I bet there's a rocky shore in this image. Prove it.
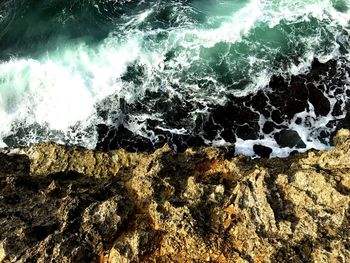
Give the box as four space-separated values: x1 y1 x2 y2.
96 58 350 154
0 129 350 262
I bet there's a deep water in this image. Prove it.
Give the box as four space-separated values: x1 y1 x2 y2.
0 0 350 157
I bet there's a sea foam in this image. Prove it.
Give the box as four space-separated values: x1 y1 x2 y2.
0 0 348 156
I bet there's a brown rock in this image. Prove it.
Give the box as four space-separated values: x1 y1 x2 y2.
0 130 350 262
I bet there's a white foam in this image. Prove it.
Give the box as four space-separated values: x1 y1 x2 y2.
0 0 348 155
0 37 143 145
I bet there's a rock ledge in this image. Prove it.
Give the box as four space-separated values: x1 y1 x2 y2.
1 130 350 262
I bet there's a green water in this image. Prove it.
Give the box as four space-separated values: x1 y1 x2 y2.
0 0 349 151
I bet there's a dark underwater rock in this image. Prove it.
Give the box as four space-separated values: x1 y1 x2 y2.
253 144 273 158
97 124 155 152
275 129 307 149
307 84 331 116
96 58 349 155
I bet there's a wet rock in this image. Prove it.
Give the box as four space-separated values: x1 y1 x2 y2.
220 128 236 143
223 146 236 159
95 59 349 154
290 76 308 101
285 99 308 118
262 121 277 134
202 117 221 141
336 103 350 131
97 124 155 152
275 129 307 148
250 90 268 112
236 124 259 140
318 130 331 145
253 144 273 158
184 135 206 149
332 100 343 117
309 59 335 81
212 102 259 127
271 110 284 124
269 75 288 92
295 117 302 125
307 83 331 116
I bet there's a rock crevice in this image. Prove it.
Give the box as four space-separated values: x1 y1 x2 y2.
0 130 350 262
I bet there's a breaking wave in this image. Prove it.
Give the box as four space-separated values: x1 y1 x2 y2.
0 0 349 157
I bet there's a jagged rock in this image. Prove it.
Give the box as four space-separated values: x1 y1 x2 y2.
307 83 331 116
0 130 350 262
275 129 307 148
253 144 273 158
94 59 350 153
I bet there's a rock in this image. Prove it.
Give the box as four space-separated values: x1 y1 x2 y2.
0 242 5 262
262 121 277 134
332 100 343 117
307 83 331 116
250 90 268 111
0 129 350 262
94 59 348 154
212 102 260 128
271 109 284 124
253 144 273 158
220 128 236 143
275 129 307 148
96 124 155 152
236 124 259 140
290 76 308 101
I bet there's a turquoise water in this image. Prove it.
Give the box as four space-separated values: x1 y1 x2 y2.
0 0 349 154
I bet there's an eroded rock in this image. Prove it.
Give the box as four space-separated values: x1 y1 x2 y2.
0 130 350 262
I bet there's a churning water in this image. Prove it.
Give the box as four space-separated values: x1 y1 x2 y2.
0 0 349 156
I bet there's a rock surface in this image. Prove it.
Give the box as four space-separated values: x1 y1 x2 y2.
0 129 350 262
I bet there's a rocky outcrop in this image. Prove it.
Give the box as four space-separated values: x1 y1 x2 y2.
1 130 350 262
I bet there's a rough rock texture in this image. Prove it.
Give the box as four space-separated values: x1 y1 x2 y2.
1 130 350 262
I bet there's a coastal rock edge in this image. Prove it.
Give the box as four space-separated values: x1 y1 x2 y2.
0 130 350 262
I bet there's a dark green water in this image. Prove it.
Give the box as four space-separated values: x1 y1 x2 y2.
0 0 349 156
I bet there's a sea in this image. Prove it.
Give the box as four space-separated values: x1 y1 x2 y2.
0 0 349 157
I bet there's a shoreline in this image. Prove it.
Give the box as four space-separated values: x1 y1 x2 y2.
0 129 349 262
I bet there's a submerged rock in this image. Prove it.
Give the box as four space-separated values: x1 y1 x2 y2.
253 144 273 158
95 59 350 155
0 130 350 262
275 129 307 149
